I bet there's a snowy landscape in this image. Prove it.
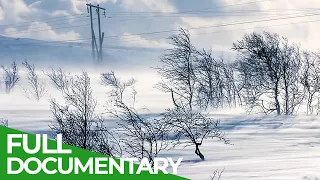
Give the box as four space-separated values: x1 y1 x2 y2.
1 69 320 180
1 0 320 180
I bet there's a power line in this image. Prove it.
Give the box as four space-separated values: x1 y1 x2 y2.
103 11 316 17
0 13 87 29
1 0 318 39
0 0 295 41
100 12 320 40
4 0 320 48
0 0 268 31
99 10 320 25
107 18 320 45
0 21 94 37
4 10 311 34
2 18 92 35
102 0 272 15
0 38 91 47
7 12 317 50
6 9 317 34
1 10 315 37
0 14 90 31
102 9 320 16
3 11 320 47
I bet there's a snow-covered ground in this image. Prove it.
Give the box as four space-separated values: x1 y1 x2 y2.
0 69 319 180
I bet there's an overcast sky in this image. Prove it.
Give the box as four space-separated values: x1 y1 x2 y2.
1 0 320 56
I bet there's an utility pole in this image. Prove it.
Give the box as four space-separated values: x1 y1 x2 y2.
88 5 95 61
86 3 105 63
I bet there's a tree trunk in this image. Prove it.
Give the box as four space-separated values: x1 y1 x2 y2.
195 143 205 161
274 82 281 115
307 93 313 115
284 83 289 115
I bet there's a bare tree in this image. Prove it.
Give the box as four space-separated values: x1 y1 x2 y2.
50 72 121 157
301 51 320 114
22 60 46 101
108 101 170 166
161 104 229 161
0 119 8 127
1 61 20 93
233 32 303 115
193 49 221 109
279 40 304 115
46 68 72 92
157 29 230 161
194 49 240 109
102 72 169 166
233 32 282 115
157 28 197 110
157 28 240 111
101 71 136 103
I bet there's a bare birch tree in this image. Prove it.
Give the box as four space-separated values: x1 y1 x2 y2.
50 72 121 157
157 28 239 110
157 28 230 161
233 32 305 115
194 49 240 109
46 68 72 92
22 60 46 101
102 72 169 166
301 51 320 114
157 28 197 110
101 71 136 103
279 40 304 115
1 61 20 93
161 105 229 161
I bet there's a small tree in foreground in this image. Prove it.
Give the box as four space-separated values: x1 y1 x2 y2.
102 72 169 166
210 169 224 180
1 61 20 93
161 103 229 161
50 72 121 157
0 119 8 127
22 60 46 101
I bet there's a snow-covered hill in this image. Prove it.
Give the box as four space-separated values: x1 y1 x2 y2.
0 36 163 69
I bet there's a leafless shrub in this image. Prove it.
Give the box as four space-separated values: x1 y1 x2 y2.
102 72 169 166
0 119 8 127
1 61 20 93
108 101 170 166
101 71 136 103
46 68 72 92
22 60 46 101
50 71 121 157
210 168 224 180
161 104 229 161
